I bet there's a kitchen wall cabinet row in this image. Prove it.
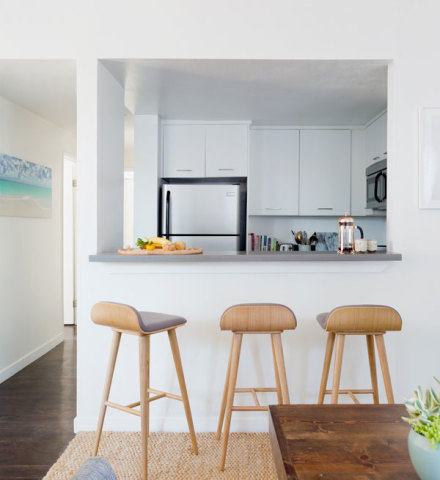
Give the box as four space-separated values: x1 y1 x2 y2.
249 129 351 216
162 123 249 177
162 121 382 217
365 112 387 165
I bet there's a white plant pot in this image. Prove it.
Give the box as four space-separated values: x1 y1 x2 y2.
408 429 440 480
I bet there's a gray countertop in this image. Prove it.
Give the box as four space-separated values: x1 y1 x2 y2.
89 251 402 263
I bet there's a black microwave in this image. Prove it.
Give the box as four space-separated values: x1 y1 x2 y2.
366 159 387 210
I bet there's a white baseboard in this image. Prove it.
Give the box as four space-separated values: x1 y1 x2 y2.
0 332 64 384
74 414 269 433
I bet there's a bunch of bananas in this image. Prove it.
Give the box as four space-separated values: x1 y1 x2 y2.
136 237 171 250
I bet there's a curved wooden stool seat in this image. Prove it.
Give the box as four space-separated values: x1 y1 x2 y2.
317 305 402 405
91 302 198 480
217 303 296 471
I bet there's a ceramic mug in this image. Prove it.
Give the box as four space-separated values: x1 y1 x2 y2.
367 239 378 253
355 238 367 253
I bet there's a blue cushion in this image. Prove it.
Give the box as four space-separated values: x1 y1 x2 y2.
72 457 117 480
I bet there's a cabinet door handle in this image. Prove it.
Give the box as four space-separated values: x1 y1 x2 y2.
383 151 387 155
317 207 333 210
176 169 193 172
265 207 282 210
218 168 235 171
373 156 381 160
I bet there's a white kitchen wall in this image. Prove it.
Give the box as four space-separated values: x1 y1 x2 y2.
0 95 75 382
97 62 125 253
2 0 440 432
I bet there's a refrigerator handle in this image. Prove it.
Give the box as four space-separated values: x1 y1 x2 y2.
165 190 170 239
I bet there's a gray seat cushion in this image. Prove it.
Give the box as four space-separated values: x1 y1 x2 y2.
138 311 186 332
72 457 116 480
317 311 330 329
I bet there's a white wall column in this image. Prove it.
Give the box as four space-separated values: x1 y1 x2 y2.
133 115 160 240
97 62 125 253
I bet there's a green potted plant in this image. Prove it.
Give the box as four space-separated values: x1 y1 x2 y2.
403 377 440 480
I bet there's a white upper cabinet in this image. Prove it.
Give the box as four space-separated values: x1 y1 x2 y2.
299 130 351 216
249 129 299 216
365 112 387 165
205 125 248 177
163 125 206 177
163 123 248 178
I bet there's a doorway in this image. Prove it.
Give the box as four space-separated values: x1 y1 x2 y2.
63 156 77 325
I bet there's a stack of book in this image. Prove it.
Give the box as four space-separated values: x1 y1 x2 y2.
248 233 279 252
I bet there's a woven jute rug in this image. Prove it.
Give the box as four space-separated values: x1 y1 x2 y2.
43 432 277 479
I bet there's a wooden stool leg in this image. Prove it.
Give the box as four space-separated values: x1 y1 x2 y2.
168 329 198 455
271 335 282 404
375 334 395 404
271 333 290 404
139 335 150 480
366 335 379 404
330 334 345 404
318 332 336 404
216 338 234 440
219 332 243 472
93 330 121 456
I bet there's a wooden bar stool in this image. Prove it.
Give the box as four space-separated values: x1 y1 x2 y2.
91 302 198 480
216 303 296 471
316 305 402 405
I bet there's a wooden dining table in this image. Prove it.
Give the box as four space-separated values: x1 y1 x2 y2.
269 404 418 479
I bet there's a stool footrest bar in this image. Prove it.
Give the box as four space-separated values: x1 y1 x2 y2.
231 406 268 411
149 393 167 402
347 391 361 404
148 387 182 402
324 389 374 395
235 387 278 393
105 401 141 417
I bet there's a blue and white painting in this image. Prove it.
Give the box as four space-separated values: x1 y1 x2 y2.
0 153 52 218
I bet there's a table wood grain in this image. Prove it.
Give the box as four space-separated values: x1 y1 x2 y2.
269 404 418 480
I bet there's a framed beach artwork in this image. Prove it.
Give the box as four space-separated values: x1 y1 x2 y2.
0 153 52 218
419 107 440 209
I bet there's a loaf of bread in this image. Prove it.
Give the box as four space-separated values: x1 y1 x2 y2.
174 241 186 250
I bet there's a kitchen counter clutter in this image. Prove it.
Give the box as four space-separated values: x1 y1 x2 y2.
90 251 402 262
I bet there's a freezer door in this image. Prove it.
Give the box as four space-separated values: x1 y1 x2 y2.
169 235 239 252
162 184 240 235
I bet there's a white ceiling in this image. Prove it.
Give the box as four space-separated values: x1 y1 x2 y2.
0 60 76 132
104 59 388 126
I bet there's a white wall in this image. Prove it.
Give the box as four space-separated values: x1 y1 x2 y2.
2 0 440 431
97 62 125 253
133 115 160 240
123 171 134 247
0 95 75 382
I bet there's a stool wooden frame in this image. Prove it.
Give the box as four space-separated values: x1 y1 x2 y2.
317 306 402 405
91 303 198 480
216 304 296 471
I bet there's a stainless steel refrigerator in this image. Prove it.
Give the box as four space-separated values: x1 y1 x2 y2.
161 184 242 251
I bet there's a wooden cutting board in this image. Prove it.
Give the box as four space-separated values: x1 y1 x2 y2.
118 247 203 255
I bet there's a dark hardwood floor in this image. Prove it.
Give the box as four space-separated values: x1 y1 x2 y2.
0 326 76 479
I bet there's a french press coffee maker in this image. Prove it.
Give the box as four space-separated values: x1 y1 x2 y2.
337 212 364 254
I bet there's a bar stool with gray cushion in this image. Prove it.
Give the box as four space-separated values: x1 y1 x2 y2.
216 303 297 471
316 305 402 405
91 302 198 480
